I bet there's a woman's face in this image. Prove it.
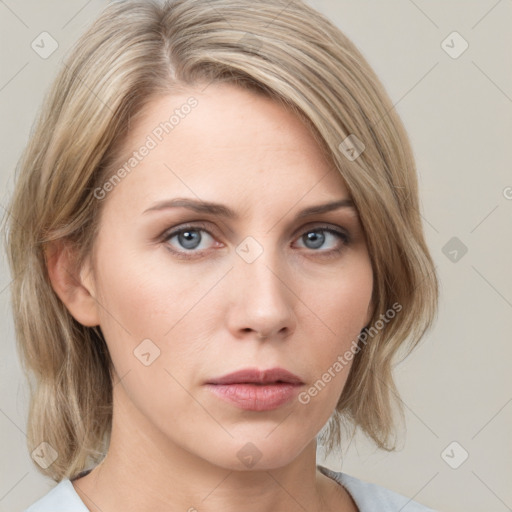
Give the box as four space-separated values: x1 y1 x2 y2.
82 82 374 470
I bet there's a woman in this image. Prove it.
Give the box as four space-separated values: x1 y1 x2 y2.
5 0 439 510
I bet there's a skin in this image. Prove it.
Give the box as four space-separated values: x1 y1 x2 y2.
48 82 374 512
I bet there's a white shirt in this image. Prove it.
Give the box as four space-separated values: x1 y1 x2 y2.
24 464 437 511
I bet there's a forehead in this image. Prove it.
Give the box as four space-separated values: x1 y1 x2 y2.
101 82 351 216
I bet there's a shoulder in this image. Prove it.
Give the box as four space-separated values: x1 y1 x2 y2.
317 465 438 512
24 479 89 512
339 472 438 511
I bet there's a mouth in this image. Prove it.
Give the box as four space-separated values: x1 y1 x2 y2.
205 367 304 386
205 367 304 411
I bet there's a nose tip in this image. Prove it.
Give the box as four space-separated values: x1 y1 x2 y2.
228 257 295 341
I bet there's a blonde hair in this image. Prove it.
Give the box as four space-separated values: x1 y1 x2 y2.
3 0 438 482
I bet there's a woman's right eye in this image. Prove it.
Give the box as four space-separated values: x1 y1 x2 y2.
162 223 218 259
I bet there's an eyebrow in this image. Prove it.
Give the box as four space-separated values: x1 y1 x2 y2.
143 197 357 219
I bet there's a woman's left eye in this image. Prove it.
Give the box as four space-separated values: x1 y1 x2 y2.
161 223 350 259
294 227 350 253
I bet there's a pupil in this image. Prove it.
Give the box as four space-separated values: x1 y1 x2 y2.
305 231 324 249
180 230 200 249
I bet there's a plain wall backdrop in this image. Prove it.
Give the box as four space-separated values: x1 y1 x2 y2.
1 1 511 511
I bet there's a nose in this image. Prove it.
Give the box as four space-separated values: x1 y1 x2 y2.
225 243 296 341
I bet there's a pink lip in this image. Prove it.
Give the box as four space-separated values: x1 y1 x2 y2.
206 367 303 385
205 367 304 411
205 383 302 411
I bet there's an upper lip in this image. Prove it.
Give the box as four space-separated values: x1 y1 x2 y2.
206 367 304 385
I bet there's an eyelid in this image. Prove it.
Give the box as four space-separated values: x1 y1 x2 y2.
291 222 350 242
160 221 217 243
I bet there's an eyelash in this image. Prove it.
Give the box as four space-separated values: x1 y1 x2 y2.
160 222 351 260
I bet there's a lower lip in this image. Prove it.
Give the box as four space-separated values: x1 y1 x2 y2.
205 383 301 411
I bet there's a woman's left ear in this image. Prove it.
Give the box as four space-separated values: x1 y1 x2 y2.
45 240 101 327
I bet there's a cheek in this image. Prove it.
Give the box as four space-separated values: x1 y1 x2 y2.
311 263 372 379
90 251 208 425
93 244 206 340
289 258 373 407
308 258 373 343
90 242 225 396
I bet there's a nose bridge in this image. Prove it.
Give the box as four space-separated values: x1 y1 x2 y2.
228 233 295 337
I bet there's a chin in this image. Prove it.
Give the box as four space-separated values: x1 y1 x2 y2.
197 431 312 472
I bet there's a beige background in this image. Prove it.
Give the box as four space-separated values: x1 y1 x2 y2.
1 1 511 511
